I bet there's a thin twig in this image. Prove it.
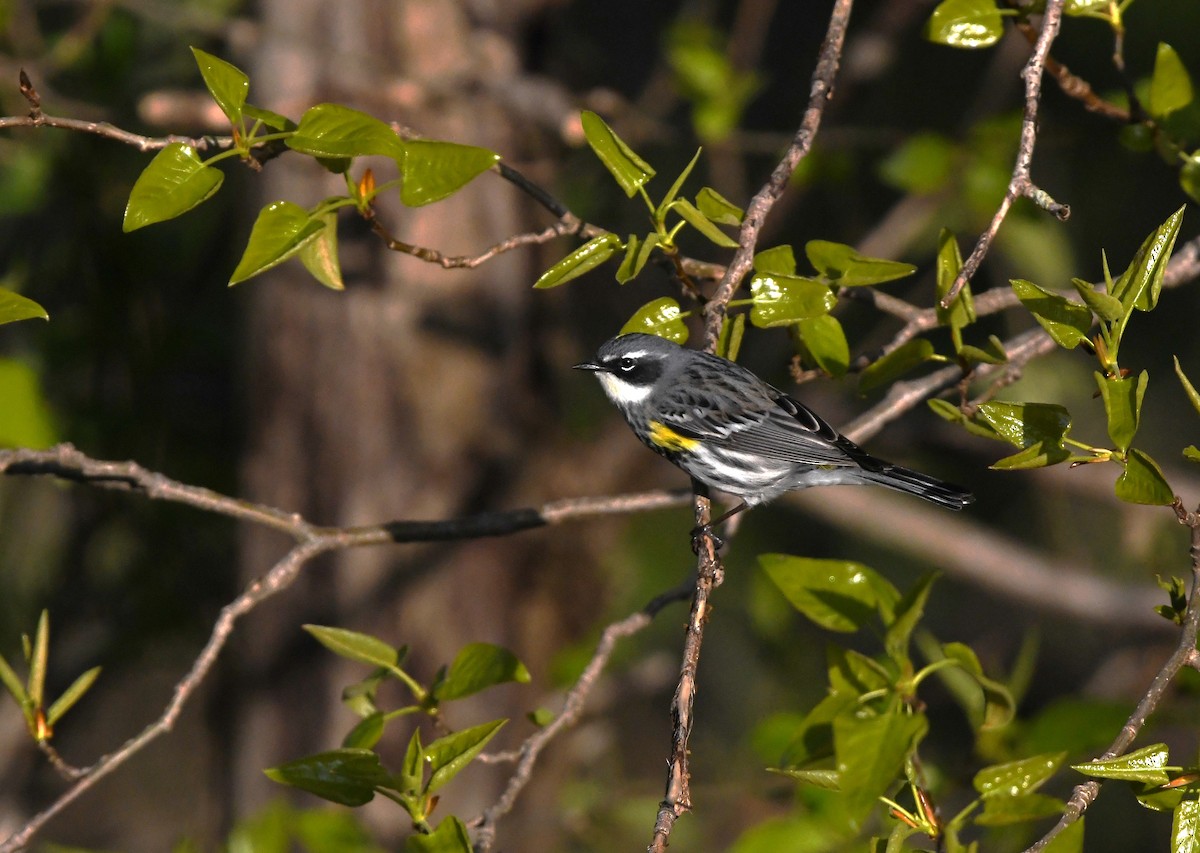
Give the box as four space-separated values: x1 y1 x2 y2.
941 0 1069 309
1015 24 1129 121
368 213 586 269
1024 515 1200 853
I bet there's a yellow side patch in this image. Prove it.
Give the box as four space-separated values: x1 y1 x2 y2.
648 420 700 452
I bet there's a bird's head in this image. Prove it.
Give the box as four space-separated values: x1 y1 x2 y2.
574 333 682 408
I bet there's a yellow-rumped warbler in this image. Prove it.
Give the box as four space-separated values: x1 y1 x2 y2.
576 333 972 538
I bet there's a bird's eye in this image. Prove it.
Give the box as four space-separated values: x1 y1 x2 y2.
618 357 636 372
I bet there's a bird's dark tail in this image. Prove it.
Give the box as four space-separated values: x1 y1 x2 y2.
863 464 974 510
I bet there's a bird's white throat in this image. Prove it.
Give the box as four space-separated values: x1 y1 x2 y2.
597 372 653 404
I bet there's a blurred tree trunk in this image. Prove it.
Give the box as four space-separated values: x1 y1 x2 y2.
234 0 573 843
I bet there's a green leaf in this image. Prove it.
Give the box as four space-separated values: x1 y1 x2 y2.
828 647 893 696
798 315 849 378
0 653 29 710
991 441 1070 470
341 712 385 750
123 143 224 231
769 767 841 790
973 401 1071 449
696 186 744 224
718 311 746 361
925 0 1004 49
229 202 327 285
657 149 702 220
1149 43 1195 118
619 297 689 343
243 104 294 132
1043 817 1084 853
0 288 48 325
287 104 406 159
805 240 916 287
190 46 249 126
879 133 955 194
298 210 344 290
1096 370 1147 453
1172 798 1200 853
303 625 399 669
533 233 621 288
405 816 472 853
1176 356 1200 419
400 140 499 207
45 666 101 728
936 229 974 339
759 553 899 633
1115 449 1175 506
858 339 936 394
1186 446 1200 463
780 691 856 767
941 642 1016 729
1070 278 1122 322
1011 279 1092 349
28 610 48 709
433 643 530 701
424 719 506 794
1112 207 1185 313
975 793 1065 826
616 233 661 283
749 274 836 327
974 752 1067 799
264 748 390 806
957 335 1008 366
1135 778 1200 813
1183 154 1200 205
580 110 655 198
834 711 928 823
753 245 796 276
672 198 740 247
1072 743 1172 784
884 573 937 662
399 728 423 794
0 359 57 449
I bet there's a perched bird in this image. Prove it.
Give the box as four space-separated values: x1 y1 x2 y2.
575 333 972 542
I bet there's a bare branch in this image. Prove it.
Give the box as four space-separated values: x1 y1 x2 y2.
368 212 586 270
941 1 1069 309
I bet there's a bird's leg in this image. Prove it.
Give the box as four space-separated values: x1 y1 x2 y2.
690 501 749 554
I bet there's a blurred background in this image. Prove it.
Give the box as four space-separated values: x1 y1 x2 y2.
1 0 1199 849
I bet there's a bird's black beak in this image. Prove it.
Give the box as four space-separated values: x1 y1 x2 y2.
573 361 605 372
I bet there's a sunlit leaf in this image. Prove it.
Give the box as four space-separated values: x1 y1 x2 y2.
973 401 1071 449
342 712 385 750
1112 207 1185 313
424 719 506 794
0 288 48 326
673 198 739 247
974 752 1067 799
925 0 1003 49
805 240 916 287
657 149 702 220
1096 370 1147 453
303 625 399 669
620 297 689 343
1073 743 1172 784
834 711 928 823
1171 798 1200 853
580 110 655 197
1149 43 1195 118
696 186 744 224
28 610 48 710
769 767 841 790
229 202 326 285
433 643 530 701
759 553 899 632
45 666 101 728
1175 357 1200 419
123 143 224 231
1011 279 1091 349
400 140 499 207
190 46 249 126
936 229 974 343
1070 278 1122 322
298 210 344 290
287 104 405 159
533 234 621 288
243 104 294 132
0 654 28 711
990 441 1070 470
749 273 836 327
1115 449 1175 506
753 245 796 276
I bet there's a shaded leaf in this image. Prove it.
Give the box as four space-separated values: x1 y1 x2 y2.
243 104 294 132
780 690 856 768
657 148 701 220
696 186 744 224
879 132 955 194
884 573 937 662
990 441 1070 470
229 202 326 285
834 711 928 824
673 198 739 247
620 297 689 343
287 104 405 159
941 642 1015 729
405 816 472 853
759 553 898 633
798 315 849 378
0 288 48 325
859 339 936 394
45 666 101 728
925 0 1003 49
264 748 390 807
1149 43 1195 118
1043 818 1084 853
805 240 916 287
190 46 249 126
400 140 499 207
975 793 1065 826
749 274 836 327
1072 743 1171 784
342 712 385 750
533 234 621 288
433 643 530 701
1175 356 1200 419
616 233 660 284
580 110 655 197
424 719 506 794
1011 279 1091 349
304 625 399 669
399 729 423 794
123 143 224 231
1115 449 1175 506
0 359 57 449
1070 278 1122 322
936 229 974 339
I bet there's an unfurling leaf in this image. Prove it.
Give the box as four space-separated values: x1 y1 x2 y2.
533 234 622 288
580 111 655 197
